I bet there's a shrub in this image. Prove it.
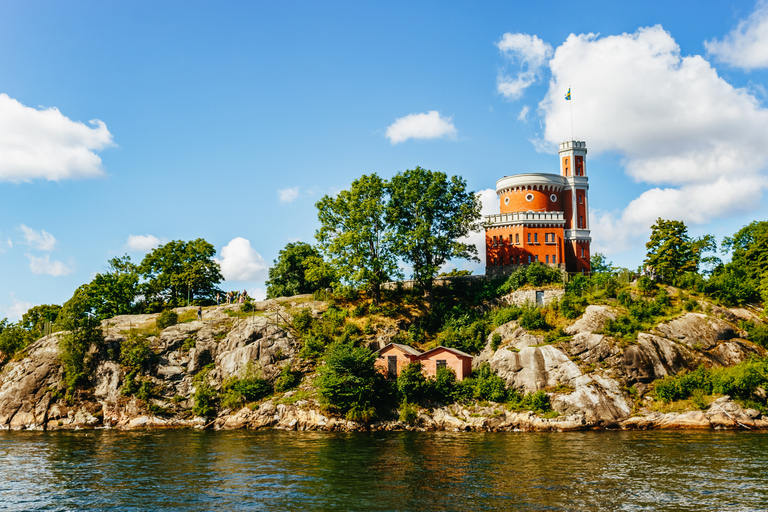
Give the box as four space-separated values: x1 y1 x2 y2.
559 294 586 319
741 321 768 349
315 341 387 421
467 363 508 402
518 306 547 331
241 301 255 313
221 364 272 409
397 361 429 404
275 364 301 393
491 333 502 351
292 309 314 334
491 305 522 328
683 298 700 312
499 262 562 294
431 366 460 404
192 368 218 418
156 310 179 329
120 333 152 371
399 402 419 424
0 321 35 361
436 315 488 355
636 276 657 295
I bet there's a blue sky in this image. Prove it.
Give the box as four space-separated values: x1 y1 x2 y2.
2 0 768 320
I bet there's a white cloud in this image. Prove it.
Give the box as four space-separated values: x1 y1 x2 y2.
278 187 299 204
0 94 114 183
26 254 74 276
536 25 768 250
0 235 11 253
385 111 457 144
705 1 768 69
517 105 530 122
1 294 35 322
216 237 268 282
126 234 162 252
247 287 267 301
19 224 57 251
460 188 499 267
496 33 553 99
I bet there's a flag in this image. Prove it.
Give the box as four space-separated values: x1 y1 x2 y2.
565 88 571 100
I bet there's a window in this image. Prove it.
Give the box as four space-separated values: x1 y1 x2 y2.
534 233 538 243
493 235 498 246
550 194 557 202
436 360 447 370
579 216 584 228
504 196 510 205
553 255 557 264
515 233 519 244
527 233 531 244
525 193 534 202
528 255 532 263
535 255 539 261
581 248 585 258
546 255 549 263
579 194 583 204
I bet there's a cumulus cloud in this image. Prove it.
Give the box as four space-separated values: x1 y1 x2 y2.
496 33 553 99
216 237 268 282
278 187 299 204
535 25 768 251
385 111 457 144
705 1 768 69
19 224 57 251
26 254 74 276
1 294 35 322
0 94 114 183
0 235 11 253
126 234 163 252
459 188 499 268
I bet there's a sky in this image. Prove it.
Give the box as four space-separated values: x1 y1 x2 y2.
2 0 768 320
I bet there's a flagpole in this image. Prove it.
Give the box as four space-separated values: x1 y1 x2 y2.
569 85 574 141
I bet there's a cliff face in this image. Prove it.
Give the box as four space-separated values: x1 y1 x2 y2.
0 295 765 432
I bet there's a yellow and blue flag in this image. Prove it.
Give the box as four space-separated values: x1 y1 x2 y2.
565 88 571 100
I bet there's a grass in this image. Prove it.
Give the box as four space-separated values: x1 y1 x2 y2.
276 388 314 405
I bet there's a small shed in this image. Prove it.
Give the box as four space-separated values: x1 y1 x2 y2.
416 346 473 381
374 343 422 379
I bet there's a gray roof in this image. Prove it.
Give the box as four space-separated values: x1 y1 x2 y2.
419 345 474 359
376 342 423 356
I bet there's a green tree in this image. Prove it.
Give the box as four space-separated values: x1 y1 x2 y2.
644 218 715 284
139 239 223 308
86 255 139 319
21 304 62 337
590 253 612 274
315 174 400 304
59 286 104 396
723 220 768 304
315 341 386 421
0 319 35 362
266 242 337 298
387 167 482 304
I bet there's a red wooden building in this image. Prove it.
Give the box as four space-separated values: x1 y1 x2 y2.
374 343 474 380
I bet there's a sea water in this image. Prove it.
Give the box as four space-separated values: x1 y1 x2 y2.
0 429 766 511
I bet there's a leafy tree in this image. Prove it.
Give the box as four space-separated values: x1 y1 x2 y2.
21 304 62 337
590 253 612 274
387 167 482 304
397 361 429 404
644 218 716 284
266 242 337 298
0 319 35 362
87 255 139 319
721 220 768 304
315 174 400 304
139 239 223 308
59 286 104 396
315 341 387 421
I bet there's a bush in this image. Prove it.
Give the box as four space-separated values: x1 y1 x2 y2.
241 301 255 313
636 276 657 295
741 321 768 349
156 310 178 329
120 333 152 371
466 363 508 402
274 364 301 393
491 306 522 328
399 402 419 424
192 368 218 418
0 321 34 361
397 361 429 404
436 314 488 355
559 294 586 319
491 333 502 351
315 341 387 421
431 366 460 404
499 262 562 294
518 306 547 331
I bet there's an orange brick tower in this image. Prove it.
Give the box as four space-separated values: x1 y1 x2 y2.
485 140 591 276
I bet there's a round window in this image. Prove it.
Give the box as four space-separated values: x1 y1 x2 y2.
525 193 534 202
504 196 510 205
550 194 557 202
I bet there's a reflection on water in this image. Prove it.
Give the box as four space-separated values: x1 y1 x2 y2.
0 429 766 511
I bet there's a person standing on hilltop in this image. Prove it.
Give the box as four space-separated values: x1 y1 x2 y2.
197 306 202 321
216 293 220 306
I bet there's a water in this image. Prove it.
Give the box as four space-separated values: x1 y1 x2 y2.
0 429 766 511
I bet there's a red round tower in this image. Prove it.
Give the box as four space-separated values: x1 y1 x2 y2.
485 140 591 276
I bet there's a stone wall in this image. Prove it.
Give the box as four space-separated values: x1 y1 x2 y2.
502 288 564 307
